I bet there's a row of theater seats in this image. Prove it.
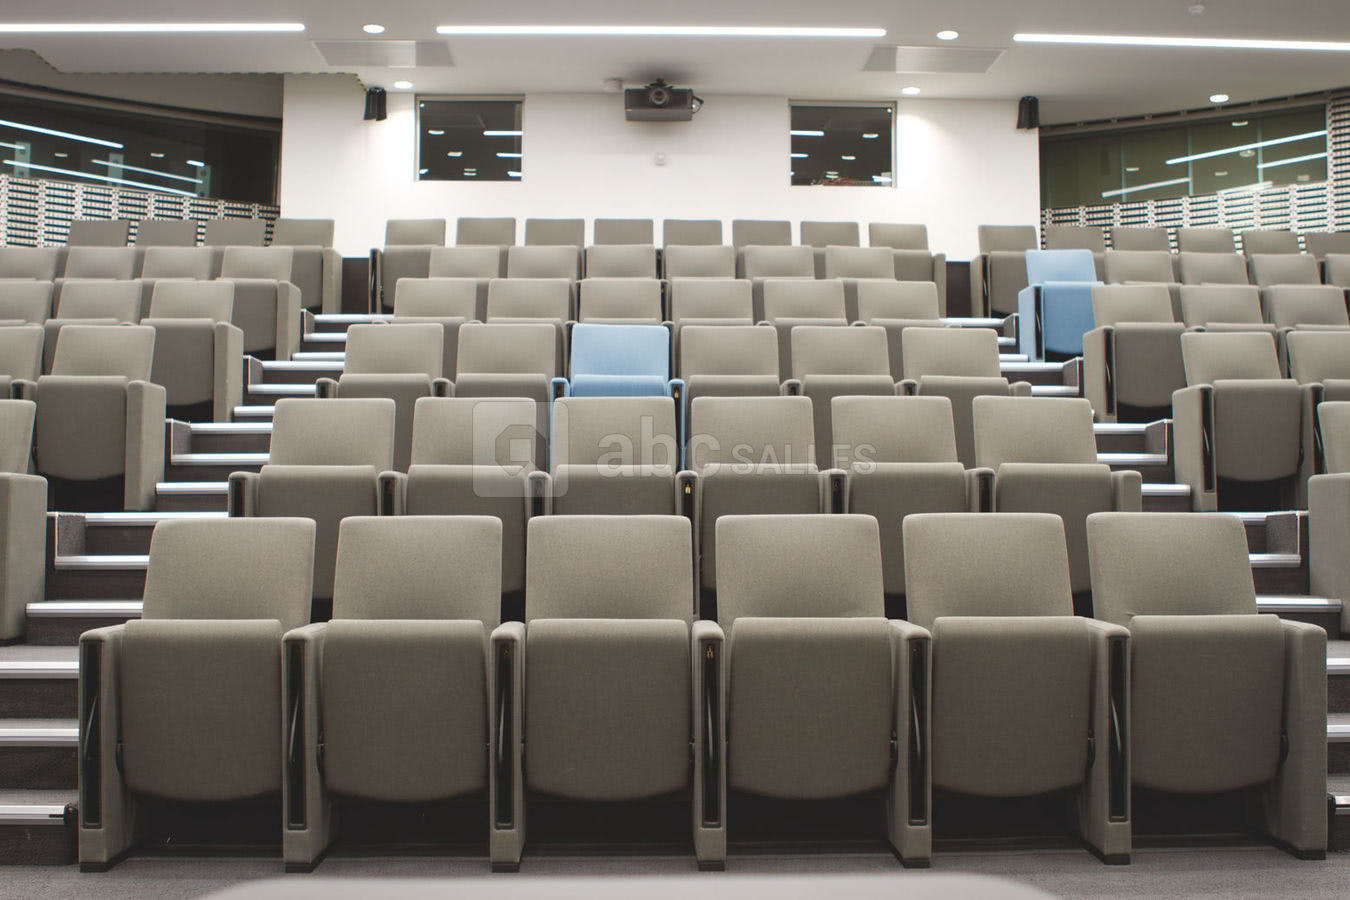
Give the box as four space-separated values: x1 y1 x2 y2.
1043 223 1350 256
75 510 1326 872
60 216 270 249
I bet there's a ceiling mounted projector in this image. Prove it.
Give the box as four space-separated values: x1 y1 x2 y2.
625 79 702 122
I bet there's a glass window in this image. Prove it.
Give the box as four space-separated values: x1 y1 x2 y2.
0 90 279 204
790 104 893 187
417 97 523 182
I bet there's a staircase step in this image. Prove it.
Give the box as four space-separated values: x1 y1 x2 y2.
0 647 77 718
232 405 276 420
25 600 143 646
0 790 76 865
46 555 147 601
155 481 229 513
1329 714 1350 779
292 351 348 362
189 421 272 454
1001 360 1072 388
311 313 391 330
1329 642 1350 715
246 382 320 397
1029 384 1081 398
1097 451 1173 482
1141 482 1191 512
166 452 267 482
257 359 345 387
81 511 226 555
1257 595 1340 634
0 720 78 790
301 332 347 344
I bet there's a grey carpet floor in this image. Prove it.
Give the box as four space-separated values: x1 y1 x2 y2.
2 846 1346 900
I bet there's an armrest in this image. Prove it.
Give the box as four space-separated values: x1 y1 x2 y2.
377 470 407 516
124 380 166 512
78 624 133 867
1110 469 1143 512
432 377 452 397
820 468 849 514
968 255 987 319
321 248 343 316
886 618 932 865
11 379 36 401
1082 326 1113 420
527 469 551 519
489 620 526 870
1310 473 1350 631
897 378 918 396
1079 618 1131 862
0 473 46 641
691 619 726 868
212 322 244 423
276 282 303 361
1010 380 1034 397
1265 618 1328 857
781 378 803 396
1171 384 1211 510
281 622 330 866
314 377 337 399
228 470 260 517
550 376 569 400
965 466 994 511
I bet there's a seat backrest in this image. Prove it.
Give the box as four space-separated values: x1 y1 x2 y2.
0 282 52 324
506 244 580 279
525 515 693 621
456 322 557 376
593 218 655 245
669 278 752 321
569 323 668 379
134 219 197 247
1090 284 1175 325
823 246 894 279
973 396 1098 467
410 396 538 468
1177 251 1250 285
869 223 929 250
0 326 43 381
663 245 736 278
762 278 845 320
831 395 958 464
856 280 940 321
551 396 678 471
715 514 883 625
1248 253 1321 287
1177 227 1236 254
1024 248 1096 284
689 395 815 470
50 324 154 379
268 398 395 468
790 325 890 378
343 323 442 377
203 218 267 247
732 219 792 248
799 221 859 248
1044 224 1106 252
1179 284 1264 326
1109 226 1170 252
580 277 662 321
429 245 502 278
1287 331 1350 384
220 246 293 281
141 518 315 630
1304 232 1350 260
486 277 570 320
1180 331 1283 384
332 516 502 624
977 224 1037 253
1241 230 1300 255
67 219 131 247
584 244 657 278
902 512 1074 630
0 398 34 473
1321 402 1350 474
63 247 137 280
679 325 778 378
140 247 213 280
53 280 140 321
0 247 59 280
901 326 1001 378
393 277 477 319
385 218 446 246
1265 285 1350 329
456 217 516 246
524 218 584 248
271 218 335 247
662 219 723 246
1086 512 1256 626
1103 250 1176 284
743 245 815 279
147 280 234 322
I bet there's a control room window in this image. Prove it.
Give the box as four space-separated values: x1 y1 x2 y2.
417 97 523 182
790 103 894 187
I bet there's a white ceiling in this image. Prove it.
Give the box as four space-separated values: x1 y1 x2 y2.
2 1 1349 123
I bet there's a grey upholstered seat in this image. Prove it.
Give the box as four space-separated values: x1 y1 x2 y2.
457 217 517 247
789 325 898 467
902 512 1130 863
0 399 44 642
523 218 584 248
854 281 943 381
867 223 948 312
452 323 559 434
1177 252 1250 285
1248 253 1321 287
1102 250 1182 320
679 326 782 410
316 323 449 472
142 280 243 421
269 218 343 314
1242 230 1301 255
744 246 816 320
868 223 931 251
550 396 684 516
973 396 1142 596
663 245 736 279
1311 402 1350 635
0 246 60 281
133 219 197 247
1087 512 1325 859
67 219 131 247
490 515 722 868
505 247 582 310
799 221 859 248
662 218 723 247
485 278 571 364
578 277 663 323
218 247 302 359
1108 226 1170 252
375 219 447 310
584 244 659 279
1177 227 1236 254
29 325 164 511
1286 333 1350 477
971 225 1037 317
823 246 896 320
202 218 266 248
1082 285 1186 422
1326 254 1350 289
1173 331 1307 510
429 245 505 319
593 218 655 245
716 513 931 865
900 326 1032 468
1178 284 1274 338
668 279 754 342
135 247 214 319
1304 232 1350 260
78 517 316 869
282 515 504 869
391 277 478 376
229 398 395 603
760 279 847 381
52 247 139 309
42 279 141 372
0 325 43 397
832 395 977 606
1265 285 1350 332
732 219 791 251
1044 224 1106 252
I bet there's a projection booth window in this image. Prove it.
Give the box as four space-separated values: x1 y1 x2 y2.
417 97 523 182
789 103 894 187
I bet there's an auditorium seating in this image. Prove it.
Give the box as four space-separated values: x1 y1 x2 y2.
971 224 1037 318
269 218 342 314
1305 233 1350 261
134 219 196 247
204 218 266 247
429 246 502 318
136 246 214 319
549 395 685 514
217 247 302 359
1242 230 1302 256
0 324 43 394
505 245 582 300
868 223 948 311
67 219 131 247
485 277 570 363
1178 251 1250 285
583 244 659 278
1082 285 1186 423
142 280 243 422
1311 402 1350 632
678 325 782 409
578 277 663 323
823 246 896 320
663 245 736 279
1287 332 1350 477
0 246 60 281
743 246 817 320
760 279 847 380
374 218 446 310
801 221 860 278
0 399 44 643
41 279 140 372
1108 226 1170 252
788 325 898 467
1017 249 1100 360
1102 249 1182 320
456 216 517 247
0 281 53 325
451 323 558 433
1177 227 1237 254
561 323 681 403
1326 254 1350 288
854 281 943 382
593 218 655 245
662 219 723 247
391 277 477 376
1249 253 1322 287
523 217 584 248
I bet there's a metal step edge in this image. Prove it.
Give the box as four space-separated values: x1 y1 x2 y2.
1093 422 1154 435
1001 361 1067 373
313 314 392 325
1249 553 1303 568
301 333 347 343
1141 483 1190 497
84 511 227 525
156 481 229 495
1097 452 1169 466
0 805 69 825
1328 656 1350 676
292 351 348 361
190 422 273 434
170 453 269 466
1329 715 1350 742
1331 794 1350 815
247 384 321 395
260 360 345 372
1255 595 1340 613
1030 385 1079 396
52 555 148 571
27 600 143 618
0 660 78 679
232 406 276 418
0 722 78 747
998 354 1029 363
941 317 1007 328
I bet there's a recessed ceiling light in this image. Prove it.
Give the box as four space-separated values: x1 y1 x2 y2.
446 151 463 157
1014 32 1350 52
0 22 304 33
496 152 522 158
393 80 413 90
936 30 959 41
862 133 879 139
1125 166 1140 172
149 151 165 157
186 159 205 167
0 117 122 148
1209 93 1229 103
363 24 386 34
1231 120 1249 127
790 152 809 159
53 152 67 158
427 129 445 135
841 155 856 160
483 130 522 137
436 24 885 38
1165 130 1326 165
901 86 921 95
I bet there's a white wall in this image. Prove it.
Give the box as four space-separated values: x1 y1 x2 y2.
279 74 1039 260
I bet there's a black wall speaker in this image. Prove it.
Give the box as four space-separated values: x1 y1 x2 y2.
1017 96 1040 130
363 87 388 122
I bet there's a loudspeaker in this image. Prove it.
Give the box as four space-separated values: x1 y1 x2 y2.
363 87 388 122
1017 96 1040 130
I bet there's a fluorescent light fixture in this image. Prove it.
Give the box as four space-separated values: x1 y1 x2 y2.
901 86 921 95
496 152 522 158
393 80 413 89
1231 120 1249 127
363 24 386 34
427 129 445 135
1125 166 1140 172
862 133 879 139
483 130 522 137
418 167 428 174
1165 130 1326 165
436 24 885 38
1209 93 1229 103
149 151 165 157
53 152 67 158
446 151 463 157
1100 176 1190 198
507 170 522 177
1013 32 1350 52
841 155 856 160
0 118 121 148
1258 151 1327 169
790 130 824 137
790 152 809 159
186 159 206 167
3 159 195 195
1217 180 1272 193
0 140 21 151
89 159 202 184
1215 170 1229 177
936 30 959 41
824 170 839 176
0 23 304 33
872 174 893 183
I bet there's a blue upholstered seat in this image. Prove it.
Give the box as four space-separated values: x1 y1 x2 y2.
1017 249 1101 360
